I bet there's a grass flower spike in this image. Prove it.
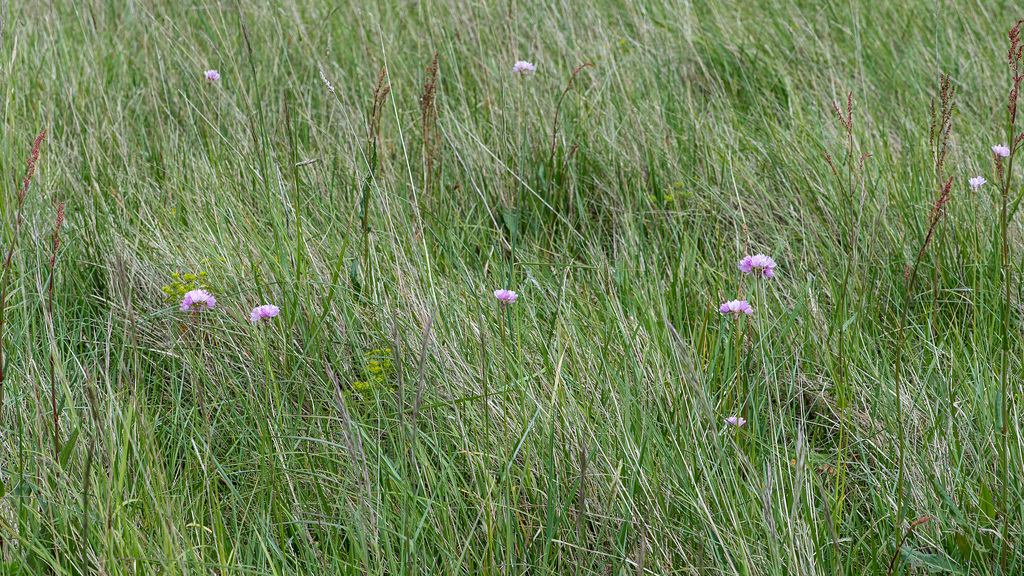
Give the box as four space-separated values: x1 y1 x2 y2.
204 69 220 84
969 176 987 191
512 61 535 75
250 304 280 323
719 300 753 315
992 144 1010 157
494 289 519 304
738 254 777 278
725 416 747 427
180 289 216 312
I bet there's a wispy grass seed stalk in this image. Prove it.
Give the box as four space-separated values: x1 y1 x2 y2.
0 129 45 423
46 201 65 459
997 19 1024 570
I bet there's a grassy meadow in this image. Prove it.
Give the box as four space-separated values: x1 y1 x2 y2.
1 0 1023 573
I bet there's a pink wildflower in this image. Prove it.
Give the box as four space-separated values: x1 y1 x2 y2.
969 176 986 191
250 304 280 323
725 416 747 427
494 289 519 304
738 254 777 278
204 69 221 84
993 144 1010 157
719 300 753 315
180 289 216 312
512 61 536 75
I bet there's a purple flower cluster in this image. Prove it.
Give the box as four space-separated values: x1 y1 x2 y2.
719 300 753 315
718 252 778 429
180 289 216 312
177 282 279 327
494 289 519 303
718 252 777 318
738 254 777 278
512 61 535 75
250 304 280 323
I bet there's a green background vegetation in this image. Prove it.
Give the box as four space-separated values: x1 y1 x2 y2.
0 0 1021 573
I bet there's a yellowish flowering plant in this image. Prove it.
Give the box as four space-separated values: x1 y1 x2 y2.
161 270 209 302
349 348 395 397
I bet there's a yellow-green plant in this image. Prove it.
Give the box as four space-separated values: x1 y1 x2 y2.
349 348 395 397
160 270 209 302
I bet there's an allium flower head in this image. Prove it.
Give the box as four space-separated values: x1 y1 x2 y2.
204 69 221 84
969 176 987 191
250 304 280 323
993 144 1010 157
725 416 747 427
512 61 536 75
494 289 519 304
180 289 216 312
719 300 753 315
738 253 777 278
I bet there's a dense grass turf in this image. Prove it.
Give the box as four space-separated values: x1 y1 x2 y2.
0 0 1022 574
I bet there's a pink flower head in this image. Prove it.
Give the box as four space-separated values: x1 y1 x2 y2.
512 61 536 75
204 69 221 84
993 145 1010 157
725 416 747 427
494 289 519 304
738 254 777 278
250 304 280 323
180 289 216 312
969 176 987 191
719 300 753 315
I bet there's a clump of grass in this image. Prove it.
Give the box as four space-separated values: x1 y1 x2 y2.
4 2 1024 574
